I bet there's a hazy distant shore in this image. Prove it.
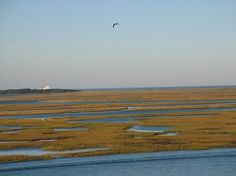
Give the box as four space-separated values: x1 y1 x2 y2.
0 89 80 95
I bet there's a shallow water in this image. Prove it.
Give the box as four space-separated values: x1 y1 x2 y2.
0 126 22 129
0 148 235 176
77 117 138 123
0 126 22 133
0 100 41 105
1 130 21 134
0 148 50 156
0 147 108 156
128 126 170 133
70 114 210 124
1 107 236 119
159 132 177 136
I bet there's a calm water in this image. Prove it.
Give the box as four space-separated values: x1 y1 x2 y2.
128 126 170 133
159 132 177 136
0 126 22 129
1 107 236 119
0 148 109 156
0 100 41 105
0 126 22 133
77 117 138 123
0 148 235 176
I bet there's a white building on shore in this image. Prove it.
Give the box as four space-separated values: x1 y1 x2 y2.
41 85 50 90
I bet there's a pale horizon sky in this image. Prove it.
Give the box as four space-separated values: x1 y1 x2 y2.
0 0 236 89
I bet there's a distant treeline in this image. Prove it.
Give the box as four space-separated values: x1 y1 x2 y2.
0 89 80 94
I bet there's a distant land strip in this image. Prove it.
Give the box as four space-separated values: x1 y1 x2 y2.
0 89 81 95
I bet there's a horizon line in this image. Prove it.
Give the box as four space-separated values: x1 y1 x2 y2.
1 84 236 91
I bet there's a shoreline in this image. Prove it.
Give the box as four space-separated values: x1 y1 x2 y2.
1 147 236 170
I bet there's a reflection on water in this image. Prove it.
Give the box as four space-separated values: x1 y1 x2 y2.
128 126 170 133
0 147 109 156
159 132 177 136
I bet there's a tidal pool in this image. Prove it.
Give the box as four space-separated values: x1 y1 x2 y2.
159 132 177 136
128 126 170 133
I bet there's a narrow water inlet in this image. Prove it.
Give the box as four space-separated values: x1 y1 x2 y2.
74 117 138 123
1 130 21 134
0 125 22 131
0 125 23 134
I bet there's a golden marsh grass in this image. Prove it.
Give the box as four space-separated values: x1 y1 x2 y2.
0 87 236 163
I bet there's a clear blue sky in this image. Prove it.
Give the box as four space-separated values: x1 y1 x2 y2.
0 0 236 89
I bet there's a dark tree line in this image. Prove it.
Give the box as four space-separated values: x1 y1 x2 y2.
0 89 80 94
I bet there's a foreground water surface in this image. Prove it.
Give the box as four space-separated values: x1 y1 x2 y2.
0 148 235 176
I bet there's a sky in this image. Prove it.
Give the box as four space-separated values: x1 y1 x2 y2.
0 0 236 89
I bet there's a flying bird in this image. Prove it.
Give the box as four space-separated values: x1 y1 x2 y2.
113 23 120 29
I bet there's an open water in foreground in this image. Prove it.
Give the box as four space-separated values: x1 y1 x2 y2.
0 148 235 176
